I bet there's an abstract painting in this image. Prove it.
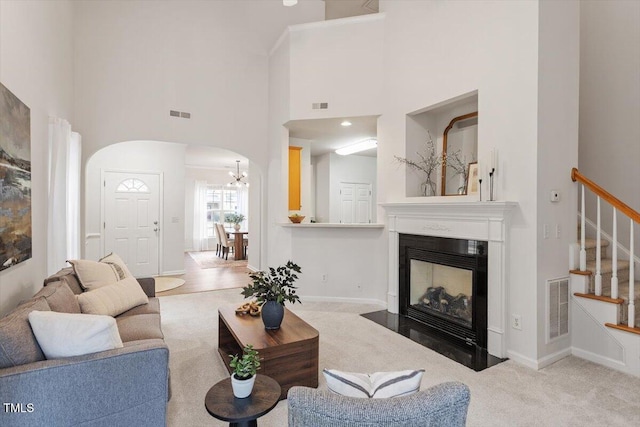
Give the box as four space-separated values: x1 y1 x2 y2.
0 83 31 271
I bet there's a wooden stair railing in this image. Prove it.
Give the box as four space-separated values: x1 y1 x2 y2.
572 168 639 328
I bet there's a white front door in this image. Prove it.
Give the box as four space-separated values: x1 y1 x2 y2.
339 182 372 224
103 171 160 277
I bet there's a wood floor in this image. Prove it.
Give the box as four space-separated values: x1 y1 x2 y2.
156 253 251 297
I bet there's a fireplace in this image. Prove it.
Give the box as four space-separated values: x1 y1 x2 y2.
399 234 487 349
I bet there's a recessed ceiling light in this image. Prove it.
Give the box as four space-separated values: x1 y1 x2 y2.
335 139 377 156
283 0 297 6
341 120 352 127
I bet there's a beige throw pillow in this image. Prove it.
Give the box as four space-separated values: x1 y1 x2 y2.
100 252 133 279
77 276 149 317
28 310 123 359
68 259 125 291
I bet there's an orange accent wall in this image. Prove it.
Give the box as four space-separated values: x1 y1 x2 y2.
289 146 302 210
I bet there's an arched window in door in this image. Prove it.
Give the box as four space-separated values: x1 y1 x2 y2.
116 178 149 193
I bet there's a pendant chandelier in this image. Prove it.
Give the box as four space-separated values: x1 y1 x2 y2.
228 160 249 187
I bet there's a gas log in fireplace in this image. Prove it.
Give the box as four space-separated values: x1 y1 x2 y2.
399 234 488 349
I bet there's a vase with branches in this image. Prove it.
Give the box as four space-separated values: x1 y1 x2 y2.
395 131 442 196
443 149 470 194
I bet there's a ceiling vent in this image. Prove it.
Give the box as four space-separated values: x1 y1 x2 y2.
170 110 191 119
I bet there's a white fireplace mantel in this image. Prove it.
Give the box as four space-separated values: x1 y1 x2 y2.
381 201 518 358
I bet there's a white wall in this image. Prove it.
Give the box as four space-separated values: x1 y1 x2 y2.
288 14 384 121
0 0 74 316
85 141 186 275
378 0 542 363
579 0 640 261
314 153 331 223
536 0 580 362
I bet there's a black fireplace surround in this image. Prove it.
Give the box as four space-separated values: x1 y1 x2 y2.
399 234 488 349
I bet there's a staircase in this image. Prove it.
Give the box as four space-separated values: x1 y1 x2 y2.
570 168 640 377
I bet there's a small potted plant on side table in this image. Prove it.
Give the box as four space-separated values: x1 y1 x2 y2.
229 344 261 398
242 261 302 330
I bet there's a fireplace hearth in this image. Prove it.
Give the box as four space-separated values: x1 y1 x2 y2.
399 234 487 349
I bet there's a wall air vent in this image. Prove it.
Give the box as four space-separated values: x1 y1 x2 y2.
170 110 191 119
312 102 329 110
547 277 569 341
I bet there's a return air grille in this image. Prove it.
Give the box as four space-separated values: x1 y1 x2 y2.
547 277 569 341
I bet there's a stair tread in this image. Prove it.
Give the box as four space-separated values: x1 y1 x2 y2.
585 258 630 273
581 238 610 249
594 281 640 300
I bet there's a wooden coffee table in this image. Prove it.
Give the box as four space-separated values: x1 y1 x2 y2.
218 304 319 400
205 374 281 427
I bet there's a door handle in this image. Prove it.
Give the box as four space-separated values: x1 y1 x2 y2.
154 227 159 232
153 221 158 225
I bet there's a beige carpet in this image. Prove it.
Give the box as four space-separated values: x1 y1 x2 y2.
160 290 640 427
188 251 248 268
154 277 185 293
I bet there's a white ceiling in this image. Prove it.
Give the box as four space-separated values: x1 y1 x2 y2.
286 115 378 157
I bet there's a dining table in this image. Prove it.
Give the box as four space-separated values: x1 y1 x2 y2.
226 229 248 260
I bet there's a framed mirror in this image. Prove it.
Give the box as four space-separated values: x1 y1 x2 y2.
440 112 478 196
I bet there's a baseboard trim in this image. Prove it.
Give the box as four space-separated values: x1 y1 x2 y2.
571 347 626 371
160 270 185 276
537 348 572 369
300 295 387 308
246 264 259 272
505 350 539 370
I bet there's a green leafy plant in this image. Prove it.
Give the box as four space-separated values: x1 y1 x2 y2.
242 261 302 305
229 344 261 380
224 212 245 224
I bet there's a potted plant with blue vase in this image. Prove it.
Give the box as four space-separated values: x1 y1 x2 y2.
241 261 301 329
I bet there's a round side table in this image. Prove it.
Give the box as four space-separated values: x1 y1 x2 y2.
204 375 281 427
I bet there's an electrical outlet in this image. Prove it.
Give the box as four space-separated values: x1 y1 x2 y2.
512 314 522 330
321 274 328 283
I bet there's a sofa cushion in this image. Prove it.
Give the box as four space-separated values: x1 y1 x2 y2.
0 298 50 368
28 310 123 359
118 297 160 317
68 259 127 291
44 267 83 294
32 281 81 313
323 369 425 399
77 276 149 317
116 313 164 342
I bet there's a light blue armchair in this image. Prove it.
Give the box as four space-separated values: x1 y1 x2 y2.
288 381 470 427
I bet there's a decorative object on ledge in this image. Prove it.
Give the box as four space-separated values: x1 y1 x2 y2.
288 214 305 223
489 148 498 201
395 131 442 196
441 112 478 196
465 162 479 197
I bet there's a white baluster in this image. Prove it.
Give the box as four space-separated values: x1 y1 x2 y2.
611 208 618 299
595 197 602 296
580 184 586 271
628 220 635 328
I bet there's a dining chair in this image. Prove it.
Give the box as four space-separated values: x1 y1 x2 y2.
214 223 223 256
216 223 234 260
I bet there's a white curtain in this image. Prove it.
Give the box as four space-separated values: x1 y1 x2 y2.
193 180 210 251
47 117 81 275
237 186 249 228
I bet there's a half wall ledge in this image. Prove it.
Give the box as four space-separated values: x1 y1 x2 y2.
279 223 385 228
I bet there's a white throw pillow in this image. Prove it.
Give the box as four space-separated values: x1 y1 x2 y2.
323 368 425 398
28 310 123 359
77 276 149 317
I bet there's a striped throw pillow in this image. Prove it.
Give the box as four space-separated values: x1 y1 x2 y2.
323 368 425 398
